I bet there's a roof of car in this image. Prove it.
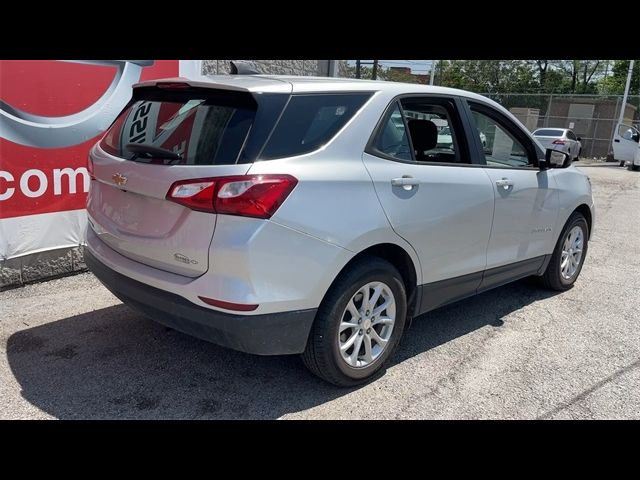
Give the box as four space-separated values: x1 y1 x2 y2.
134 74 523 129
135 74 494 101
533 128 570 133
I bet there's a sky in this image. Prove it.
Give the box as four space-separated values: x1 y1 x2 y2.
346 60 434 74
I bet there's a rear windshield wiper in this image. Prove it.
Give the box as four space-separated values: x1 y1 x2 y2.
125 143 182 161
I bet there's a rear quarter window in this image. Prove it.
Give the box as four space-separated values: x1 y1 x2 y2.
260 93 372 160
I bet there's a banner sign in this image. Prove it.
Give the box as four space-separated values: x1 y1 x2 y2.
0 60 187 259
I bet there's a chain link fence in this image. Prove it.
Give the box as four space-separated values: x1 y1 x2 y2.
479 93 640 158
339 63 639 158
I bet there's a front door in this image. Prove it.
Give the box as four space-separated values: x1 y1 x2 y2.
613 123 640 162
362 97 495 310
466 101 559 290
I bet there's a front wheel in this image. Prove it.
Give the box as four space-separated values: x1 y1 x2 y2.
541 212 589 291
302 256 407 387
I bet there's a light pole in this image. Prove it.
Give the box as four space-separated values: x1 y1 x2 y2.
617 60 635 128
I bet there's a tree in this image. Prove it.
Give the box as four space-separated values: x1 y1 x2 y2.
378 68 420 84
598 60 640 95
556 60 604 93
434 60 537 94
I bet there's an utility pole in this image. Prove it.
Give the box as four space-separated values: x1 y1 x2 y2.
356 60 361 79
372 60 379 80
429 60 436 85
617 60 635 128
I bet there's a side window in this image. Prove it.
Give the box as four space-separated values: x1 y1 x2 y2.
372 103 412 160
469 106 535 168
567 130 577 141
401 98 468 164
260 93 372 160
619 124 640 142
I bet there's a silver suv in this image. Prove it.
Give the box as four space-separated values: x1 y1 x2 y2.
85 75 595 386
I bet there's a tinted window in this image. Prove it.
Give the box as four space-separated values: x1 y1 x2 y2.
566 130 577 140
260 93 372 159
470 108 534 168
373 103 412 160
534 129 564 136
101 98 255 165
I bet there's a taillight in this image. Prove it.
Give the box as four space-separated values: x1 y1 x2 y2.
167 179 217 213
552 139 566 145
166 174 297 219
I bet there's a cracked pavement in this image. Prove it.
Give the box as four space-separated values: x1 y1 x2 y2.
1 161 639 419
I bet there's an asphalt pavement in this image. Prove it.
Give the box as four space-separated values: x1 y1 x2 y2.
1 161 639 419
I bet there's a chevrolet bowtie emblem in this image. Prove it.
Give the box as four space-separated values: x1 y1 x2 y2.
112 173 128 186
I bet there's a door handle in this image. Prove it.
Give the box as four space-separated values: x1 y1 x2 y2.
495 178 514 190
391 176 420 190
614 139 620 143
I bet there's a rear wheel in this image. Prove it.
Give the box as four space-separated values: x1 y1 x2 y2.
302 257 407 387
541 212 588 291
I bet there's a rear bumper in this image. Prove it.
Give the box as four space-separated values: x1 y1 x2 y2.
85 249 316 355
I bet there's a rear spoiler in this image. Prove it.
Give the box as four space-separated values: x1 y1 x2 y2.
133 76 292 94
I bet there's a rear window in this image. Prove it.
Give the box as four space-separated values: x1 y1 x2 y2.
260 93 372 160
100 96 256 165
534 129 564 137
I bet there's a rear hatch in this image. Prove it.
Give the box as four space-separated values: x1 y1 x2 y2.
87 81 289 277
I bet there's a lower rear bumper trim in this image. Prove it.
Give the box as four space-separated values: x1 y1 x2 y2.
85 248 316 355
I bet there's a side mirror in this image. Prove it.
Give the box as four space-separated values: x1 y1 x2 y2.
544 148 571 169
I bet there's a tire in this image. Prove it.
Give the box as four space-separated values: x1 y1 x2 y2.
631 164 640 172
540 212 589 291
301 256 407 387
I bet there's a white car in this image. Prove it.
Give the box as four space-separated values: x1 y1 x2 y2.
532 128 582 161
437 126 453 148
613 123 640 170
438 127 485 150
479 130 487 147
85 74 595 386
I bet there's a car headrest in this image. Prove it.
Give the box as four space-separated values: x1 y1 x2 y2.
407 119 438 153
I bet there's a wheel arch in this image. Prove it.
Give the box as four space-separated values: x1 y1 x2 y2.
323 243 421 320
574 204 593 239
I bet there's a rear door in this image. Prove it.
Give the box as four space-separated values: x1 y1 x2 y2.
613 123 640 162
363 96 495 303
466 101 559 284
87 86 278 277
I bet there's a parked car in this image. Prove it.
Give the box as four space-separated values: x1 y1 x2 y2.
85 75 595 386
613 123 640 170
437 126 453 149
532 128 582 161
479 130 487 147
